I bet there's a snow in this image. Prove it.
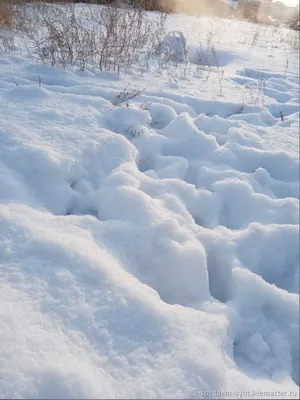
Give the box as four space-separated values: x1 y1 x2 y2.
161 31 188 63
0 7 299 400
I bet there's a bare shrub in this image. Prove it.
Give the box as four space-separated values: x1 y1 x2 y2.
0 1 13 28
285 29 300 51
0 0 168 73
0 0 27 52
250 25 262 47
192 26 224 94
6 0 167 73
112 84 145 106
130 0 176 13
0 29 14 53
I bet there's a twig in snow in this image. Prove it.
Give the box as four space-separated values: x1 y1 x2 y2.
112 84 146 106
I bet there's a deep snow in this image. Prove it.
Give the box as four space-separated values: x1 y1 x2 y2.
0 9 299 400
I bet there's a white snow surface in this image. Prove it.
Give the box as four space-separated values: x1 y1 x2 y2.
0 10 299 400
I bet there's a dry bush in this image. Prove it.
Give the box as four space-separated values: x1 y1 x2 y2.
0 0 167 72
285 29 300 51
194 30 220 71
0 3 13 28
112 83 145 106
139 0 176 13
76 0 176 12
0 1 19 52
0 1 25 29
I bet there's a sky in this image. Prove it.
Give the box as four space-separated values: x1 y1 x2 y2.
282 0 298 7
260 0 299 6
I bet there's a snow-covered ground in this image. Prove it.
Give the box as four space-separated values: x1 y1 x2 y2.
0 9 299 399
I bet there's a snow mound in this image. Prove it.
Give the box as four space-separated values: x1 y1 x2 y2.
161 31 187 63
